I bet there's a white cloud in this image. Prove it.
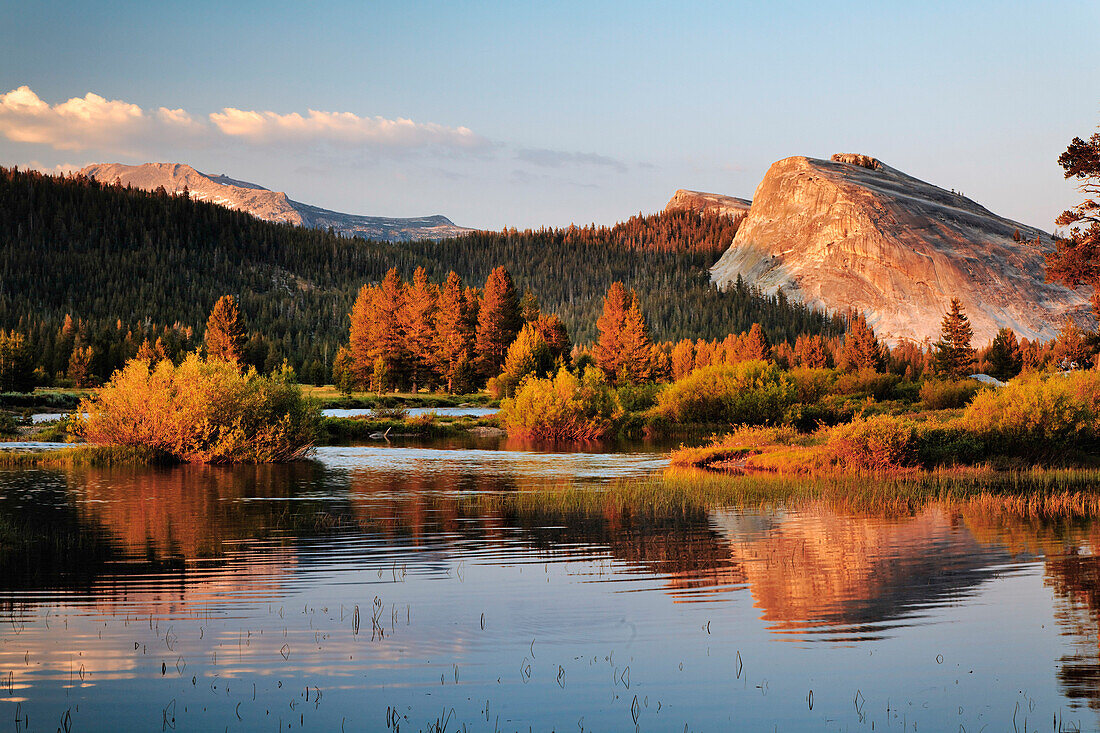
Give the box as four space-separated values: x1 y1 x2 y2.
208 107 487 150
0 86 145 151
0 85 488 155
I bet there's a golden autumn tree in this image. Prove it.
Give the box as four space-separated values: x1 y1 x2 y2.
401 267 438 393
349 268 407 391
593 282 633 379
205 295 248 366
434 271 476 393
474 266 522 378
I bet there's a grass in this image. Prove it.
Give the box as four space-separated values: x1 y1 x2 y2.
301 385 495 409
0 445 177 467
466 467 1100 522
319 414 500 443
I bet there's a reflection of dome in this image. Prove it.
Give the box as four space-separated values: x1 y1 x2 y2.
709 505 1012 638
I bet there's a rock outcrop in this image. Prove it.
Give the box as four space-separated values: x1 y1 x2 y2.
709 154 1092 344
664 189 752 223
79 162 472 242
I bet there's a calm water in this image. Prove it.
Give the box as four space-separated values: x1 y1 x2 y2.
1 440 1100 731
30 407 497 424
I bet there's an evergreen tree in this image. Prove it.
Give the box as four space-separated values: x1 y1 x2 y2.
985 327 1022 380
616 299 653 384
0 330 34 392
135 337 169 365
332 346 356 395
350 269 408 390
1053 317 1090 369
671 339 695 380
795 333 829 368
520 289 541 323
474 266 522 378
534 314 571 364
593 282 633 380
205 295 247 365
434 272 475 393
68 344 95 387
743 323 771 361
932 298 975 377
497 323 555 397
401 267 438 393
840 313 886 372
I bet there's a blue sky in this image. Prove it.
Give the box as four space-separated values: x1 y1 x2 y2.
1 0 1097 230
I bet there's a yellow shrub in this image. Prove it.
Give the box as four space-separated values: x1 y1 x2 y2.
499 367 620 441
826 414 916 471
960 371 1100 454
77 354 319 463
656 360 797 425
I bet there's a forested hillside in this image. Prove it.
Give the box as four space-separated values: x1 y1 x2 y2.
0 166 843 384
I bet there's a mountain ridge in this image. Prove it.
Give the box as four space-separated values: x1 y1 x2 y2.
78 162 472 242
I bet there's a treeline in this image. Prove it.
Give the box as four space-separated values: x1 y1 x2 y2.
0 166 841 386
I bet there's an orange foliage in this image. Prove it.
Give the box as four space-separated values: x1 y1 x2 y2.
77 353 319 463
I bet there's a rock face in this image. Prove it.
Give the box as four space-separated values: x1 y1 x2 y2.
709 154 1092 344
664 189 752 223
79 162 472 242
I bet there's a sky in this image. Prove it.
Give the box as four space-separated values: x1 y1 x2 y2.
1 0 1097 231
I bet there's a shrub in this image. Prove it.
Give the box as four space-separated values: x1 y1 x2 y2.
920 378 983 409
959 371 1100 456
499 367 621 441
788 367 838 404
826 414 916 471
913 424 986 467
616 382 662 413
833 369 900 399
656 361 797 425
77 354 320 463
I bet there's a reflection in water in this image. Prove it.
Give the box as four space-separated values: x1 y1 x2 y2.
1 443 1100 729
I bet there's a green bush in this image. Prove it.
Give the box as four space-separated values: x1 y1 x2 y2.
913 424 986 467
656 361 797 425
826 414 916 470
499 367 620 441
920 379 983 409
616 382 662 413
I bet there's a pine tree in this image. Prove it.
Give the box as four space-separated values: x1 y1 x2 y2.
743 323 771 361
67 344 95 387
1053 317 1090 369
498 323 555 397
795 333 829 368
332 346 356 395
616 300 653 384
534 314 571 364
434 272 475 393
401 267 438 393
135 337 168 364
205 295 247 365
349 283 379 388
474 266 522 378
520 289 541 323
671 339 695 380
0 330 34 392
932 298 975 377
840 313 886 372
985 327 1022 380
349 269 408 391
593 282 633 379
